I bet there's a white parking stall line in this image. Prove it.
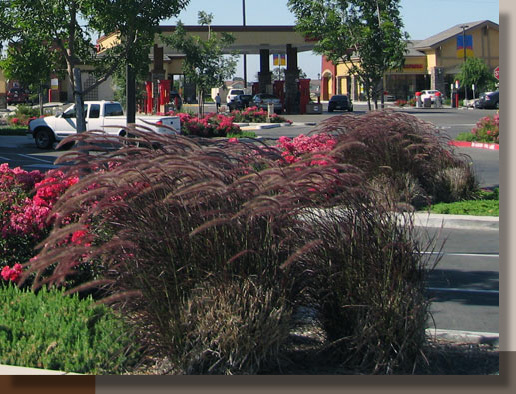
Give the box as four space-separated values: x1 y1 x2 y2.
421 252 499 258
17 154 55 164
427 287 499 296
0 156 11 161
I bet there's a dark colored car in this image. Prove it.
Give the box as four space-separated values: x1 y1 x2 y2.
475 91 499 109
328 94 353 112
170 91 182 111
7 87 30 105
250 93 283 114
228 94 253 111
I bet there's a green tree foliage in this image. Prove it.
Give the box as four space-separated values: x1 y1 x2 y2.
0 1 190 127
455 57 498 95
0 0 94 130
288 0 408 109
162 12 237 117
83 0 190 121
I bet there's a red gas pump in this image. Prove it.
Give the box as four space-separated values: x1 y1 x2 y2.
252 82 260 95
145 81 153 114
273 80 285 109
298 79 311 115
157 79 171 115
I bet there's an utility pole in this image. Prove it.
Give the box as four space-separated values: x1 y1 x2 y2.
242 0 247 89
460 24 469 103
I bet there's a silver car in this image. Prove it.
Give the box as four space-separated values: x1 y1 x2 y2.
251 93 283 114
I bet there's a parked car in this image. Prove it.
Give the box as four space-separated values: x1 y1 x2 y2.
420 90 441 103
228 94 253 111
475 91 499 109
170 91 182 111
250 93 283 114
328 94 353 112
6 87 30 105
383 92 396 102
226 89 245 103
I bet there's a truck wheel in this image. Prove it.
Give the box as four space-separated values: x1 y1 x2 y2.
35 129 54 149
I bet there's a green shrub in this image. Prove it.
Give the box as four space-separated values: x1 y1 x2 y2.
0 284 140 374
7 105 40 127
430 199 498 216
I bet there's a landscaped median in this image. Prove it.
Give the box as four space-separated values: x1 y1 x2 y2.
0 110 498 375
451 112 499 150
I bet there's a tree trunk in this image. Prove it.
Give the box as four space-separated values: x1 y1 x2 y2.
73 67 86 133
198 89 204 118
126 62 136 124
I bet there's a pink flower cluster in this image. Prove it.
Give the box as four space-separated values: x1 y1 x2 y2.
2 168 79 239
470 113 499 143
1 263 23 283
167 111 241 137
232 106 291 124
276 134 337 165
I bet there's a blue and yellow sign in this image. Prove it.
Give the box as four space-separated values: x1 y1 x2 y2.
457 35 474 58
273 54 286 66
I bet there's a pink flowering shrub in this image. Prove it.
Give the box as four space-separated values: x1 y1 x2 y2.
168 112 241 137
1 263 23 283
470 113 499 143
0 164 82 285
276 134 337 166
231 106 291 124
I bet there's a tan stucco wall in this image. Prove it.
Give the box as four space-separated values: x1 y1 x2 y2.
0 70 6 94
432 25 499 71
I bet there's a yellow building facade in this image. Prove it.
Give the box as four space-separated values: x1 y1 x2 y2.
322 20 499 101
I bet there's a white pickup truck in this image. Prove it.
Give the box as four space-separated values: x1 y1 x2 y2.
28 101 181 149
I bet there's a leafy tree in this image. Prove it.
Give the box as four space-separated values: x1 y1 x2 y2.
0 0 189 129
0 0 95 131
0 38 62 115
82 0 189 122
455 57 498 97
162 12 238 117
288 0 408 110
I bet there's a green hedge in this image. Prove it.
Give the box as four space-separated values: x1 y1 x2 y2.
0 284 140 374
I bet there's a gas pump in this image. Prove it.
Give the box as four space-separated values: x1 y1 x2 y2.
273 80 285 110
252 82 260 95
145 81 153 114
298 79 311 115
157 79 171 115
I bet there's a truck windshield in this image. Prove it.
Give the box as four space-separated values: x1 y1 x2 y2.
62 104 88 119
104 103 124 117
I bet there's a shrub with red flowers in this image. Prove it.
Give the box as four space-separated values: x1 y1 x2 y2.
6 105 40 127
275 134 337 166
471 113 499 143
456 112 499 144
1 263 23 283
168 112 241 137
0 164 80 283
231 106 291 124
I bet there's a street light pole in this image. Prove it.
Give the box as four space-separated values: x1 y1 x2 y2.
460 24 469 103
242 0 247 89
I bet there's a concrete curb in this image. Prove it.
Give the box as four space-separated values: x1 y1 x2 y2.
0 364 82 375
412 212 499 231
449 140 499 150
426 329 499 347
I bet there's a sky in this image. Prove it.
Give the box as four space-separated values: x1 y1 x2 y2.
163 0 500 80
